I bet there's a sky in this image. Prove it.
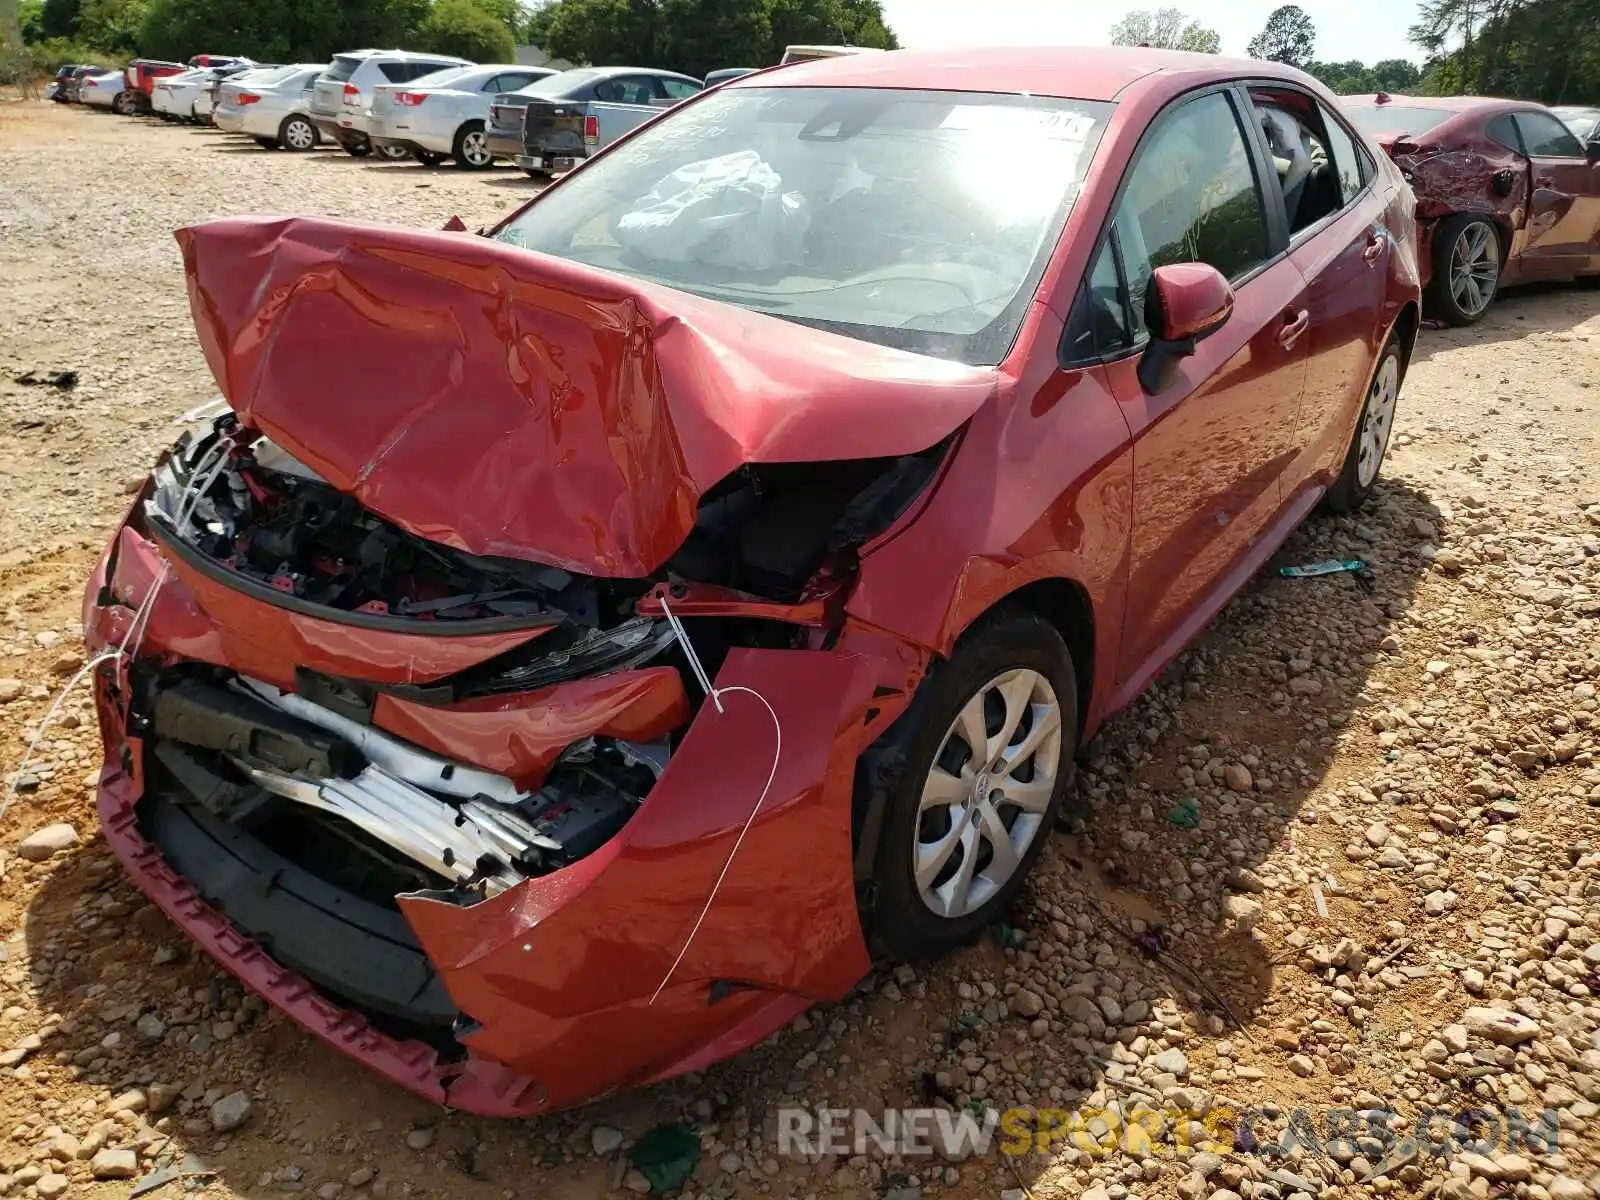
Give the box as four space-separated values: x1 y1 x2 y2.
879 0 1425 66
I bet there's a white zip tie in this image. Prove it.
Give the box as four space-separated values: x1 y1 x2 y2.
649 598 782 1003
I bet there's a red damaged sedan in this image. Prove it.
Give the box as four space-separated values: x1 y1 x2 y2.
84 48 1420 1116
1342 93 1600 324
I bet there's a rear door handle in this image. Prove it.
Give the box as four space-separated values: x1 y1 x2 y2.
1278 308 1310 350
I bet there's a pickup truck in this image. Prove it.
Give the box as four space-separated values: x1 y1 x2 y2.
122 59 185 114
483 66 703 177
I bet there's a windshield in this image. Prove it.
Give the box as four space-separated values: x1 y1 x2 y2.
495 86 1112 366
1342 104 1454 138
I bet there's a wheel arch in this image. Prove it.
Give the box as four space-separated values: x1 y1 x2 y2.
1391 299 1421 374
982 576 1096 743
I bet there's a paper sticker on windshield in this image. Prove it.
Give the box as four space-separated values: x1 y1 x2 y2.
940 107 1098 141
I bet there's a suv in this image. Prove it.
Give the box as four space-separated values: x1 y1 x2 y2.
310 50 473 158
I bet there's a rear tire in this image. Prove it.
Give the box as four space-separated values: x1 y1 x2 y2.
341 135 372 157
253 136 278 150
412 150 446 167
374 142 411 162
279 115 317 151
1426 214 1501 326
452 120 494 170
864 608 1078 962
1324 335 1403 513
112 91 134 115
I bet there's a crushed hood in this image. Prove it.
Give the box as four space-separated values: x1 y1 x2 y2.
176 216 997 577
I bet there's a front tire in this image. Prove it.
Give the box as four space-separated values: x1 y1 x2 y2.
1427 215 1500 326
112 92 134 115
374 142 411 162
253 136 278 150
341 134 372 157
865 609 1077 961
452 121 494 170
1324 335 1403 513
412 150 446 167
279 115 317 151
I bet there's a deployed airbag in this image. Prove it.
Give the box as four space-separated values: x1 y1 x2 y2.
616 151 810 270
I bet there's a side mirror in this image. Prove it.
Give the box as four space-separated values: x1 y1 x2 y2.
1138 262 1234 393
1587 139 1600 166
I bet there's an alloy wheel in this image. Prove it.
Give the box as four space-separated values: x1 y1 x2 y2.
376 143 410 161
1356 351 1400 489
914 668 1062 919
461 129 492 167
1449 222 1499 320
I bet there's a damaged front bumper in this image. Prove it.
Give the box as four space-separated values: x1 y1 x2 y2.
83 496 887 1115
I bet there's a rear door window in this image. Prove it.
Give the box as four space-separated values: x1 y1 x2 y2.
660 77 701 100
1487 114 1523 154
1515 110 1586 157
595 75 658 104
1319 105 1368 205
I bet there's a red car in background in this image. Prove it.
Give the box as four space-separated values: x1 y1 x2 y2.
83 47 1419 1117
1343 93 1600 324
121 58 185 114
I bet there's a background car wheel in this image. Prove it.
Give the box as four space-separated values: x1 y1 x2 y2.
279 115 317 151
1427 215 1500 326
452 121 494 170
112 92 134 115
253 136 278 150
375 143 411 162
412 150 446 167
1324 334 1404 513
864 608 1078 961
341 136 372 157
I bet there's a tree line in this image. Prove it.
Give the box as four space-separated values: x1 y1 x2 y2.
1112 2 1592 104
11 0 895 78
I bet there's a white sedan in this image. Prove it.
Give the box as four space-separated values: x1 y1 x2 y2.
79 70 128 110
214 65 326 151
151 69 208 121
366 63 554 168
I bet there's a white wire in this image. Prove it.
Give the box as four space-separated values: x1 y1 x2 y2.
649 602 783 1004
1 651 123 820
648 684 781 1005
3 433 222 810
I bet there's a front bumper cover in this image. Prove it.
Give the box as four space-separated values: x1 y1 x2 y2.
84 512 886 1115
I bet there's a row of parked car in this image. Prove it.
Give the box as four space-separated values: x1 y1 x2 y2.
44 45 861 174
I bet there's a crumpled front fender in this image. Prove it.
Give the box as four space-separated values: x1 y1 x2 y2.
399 647 879 1110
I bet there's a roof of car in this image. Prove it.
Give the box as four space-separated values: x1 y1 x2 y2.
732 45 1319 102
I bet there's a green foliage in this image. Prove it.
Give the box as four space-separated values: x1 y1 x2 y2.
1107 7 1221 53
39 0 79 37
26 31 105 65
1246 4 1316 67
415 0 515 61
1304 56 1422 94
526 0 896 72
1409 0 1599 103
19 0 43 40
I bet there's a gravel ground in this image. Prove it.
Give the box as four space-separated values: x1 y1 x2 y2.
2 95 1599 1200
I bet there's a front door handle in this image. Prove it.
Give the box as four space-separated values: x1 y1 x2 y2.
1278 308 1310 350
1362 232 1385 262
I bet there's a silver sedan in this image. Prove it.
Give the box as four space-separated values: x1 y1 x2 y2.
367 64 554 168
214 66 326 151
